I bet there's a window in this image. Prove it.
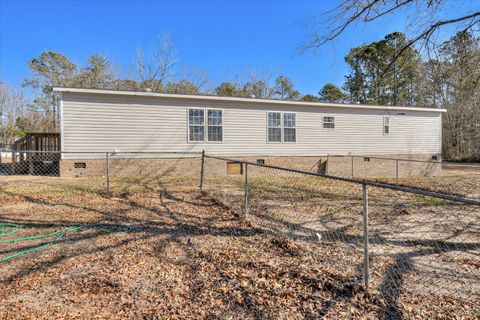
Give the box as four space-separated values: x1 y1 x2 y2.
283 113 296 142
384 116 390 134
188 108 223 142
256 159 265 165
188 109 205 142
207 110 223 142
267 112 282 142
323 116 335 129
364 157 370 162
432 155 438 161
267 112 296 143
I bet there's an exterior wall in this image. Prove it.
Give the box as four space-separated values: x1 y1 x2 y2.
59 154 441 179
60 93 443 158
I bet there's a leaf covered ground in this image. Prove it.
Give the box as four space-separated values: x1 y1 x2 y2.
0 170 478 319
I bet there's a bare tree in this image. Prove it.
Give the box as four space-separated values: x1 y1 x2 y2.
302 0 479 68
136 34 178 92
179 67 212 94
243 68 276 99
0 82 27 146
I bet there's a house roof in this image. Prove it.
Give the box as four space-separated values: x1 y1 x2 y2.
53 87 447 113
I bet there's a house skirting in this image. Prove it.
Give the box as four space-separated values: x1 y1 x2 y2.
58 154 441 179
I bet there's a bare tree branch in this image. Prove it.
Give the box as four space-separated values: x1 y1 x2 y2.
384 12 480 72
364 0 414 22
136 34 178 92
301 0 479 58
310 0 382 48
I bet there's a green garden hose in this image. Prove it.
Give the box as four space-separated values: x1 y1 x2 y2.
0 222 131 263
0 223 20 237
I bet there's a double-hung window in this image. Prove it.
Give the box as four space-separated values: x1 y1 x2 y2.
267 112 282 142
383 116 390 134
267 112 296 143
188 108 223 142
207 110 223 142
188 109 205 142
323 116 335 129
283 113 296 142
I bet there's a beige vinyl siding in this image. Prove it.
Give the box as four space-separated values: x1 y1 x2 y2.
61 93 442 158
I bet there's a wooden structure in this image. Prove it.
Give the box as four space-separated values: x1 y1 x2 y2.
12 133 61 175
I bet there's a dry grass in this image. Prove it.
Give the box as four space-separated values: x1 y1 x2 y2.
0 167 479 319
381 166 480 200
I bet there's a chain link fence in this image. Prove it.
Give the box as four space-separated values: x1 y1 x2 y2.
202 154 480 316
1 150 479 316
1 151 203 196
309 154 480 200
326 155 444 183
366 186 479 316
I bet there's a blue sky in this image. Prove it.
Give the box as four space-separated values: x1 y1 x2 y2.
0 0 477 99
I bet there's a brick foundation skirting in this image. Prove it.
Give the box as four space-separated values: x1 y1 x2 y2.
59 154 441 179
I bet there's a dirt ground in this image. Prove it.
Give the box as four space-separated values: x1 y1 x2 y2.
0 167 479 319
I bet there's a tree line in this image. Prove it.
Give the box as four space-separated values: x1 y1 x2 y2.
1 30 478 161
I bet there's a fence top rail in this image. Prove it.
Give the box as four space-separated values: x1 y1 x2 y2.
204 155 480 206
328 154 480 168
328 154 442 165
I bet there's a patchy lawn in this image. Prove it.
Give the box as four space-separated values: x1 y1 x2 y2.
386 166 480 199
0 171 478 319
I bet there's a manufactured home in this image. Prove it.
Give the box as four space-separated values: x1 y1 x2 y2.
23 87 446 177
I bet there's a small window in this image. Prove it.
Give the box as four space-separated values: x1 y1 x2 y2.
364 157 370 162
256 159 265 165
188 109 205 142
384 116 390 134
432 155 438 161
283 113 296 142
267 112 282 142
74 162 86 169
323 116 335 129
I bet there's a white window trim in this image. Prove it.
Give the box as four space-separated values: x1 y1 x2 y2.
266 111 282 143
323 116 335 129
266 111 297 143
187 107 224 143
187 107 205 143
206 109 223 143
283 112 297 144
383 116 390 135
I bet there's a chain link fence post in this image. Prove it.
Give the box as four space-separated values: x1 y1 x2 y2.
199 150 205 192
28 152 34 175
396 159 399 186
106 152 110 197
244 162 249 219
326 154 329 174
362 183 370 290
351 155 354 178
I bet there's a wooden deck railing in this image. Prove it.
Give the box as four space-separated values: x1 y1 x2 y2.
12 133 61 164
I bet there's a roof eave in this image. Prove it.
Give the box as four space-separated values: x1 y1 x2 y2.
52 87 447 113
